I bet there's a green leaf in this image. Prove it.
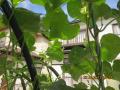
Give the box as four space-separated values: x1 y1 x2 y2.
69 46 95 73
44 9 80 40
47 40 64 61
30 0 64 7
67 0 81 18
62 46 95 80
90 85 98 90
113 60 120 72
85 41 96 56
74 82 87 90
111 9 120 26
62 64 85 81
90 0 105 6
30 0 46 6
0 32 6 38
11 0 24 6
105 86 115 90
49 79 73 90
69 46 86 64
48 0 63 9
67 0 87 22
103 61 112 78
61 0 70 3
111 60 120 81
14 8 40 33
112 72 120 81
93 3 112 20
37 74 48 82
117 0 120 10
24 32 35 51
101 34 120 61
112 9 120 17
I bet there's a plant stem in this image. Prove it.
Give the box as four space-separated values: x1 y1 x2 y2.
47 66 60 79
87 74 99 86
47 67 53 82
86 16 97 62
88 2 104 90
100 18 116 32
95 36 104 90
20 77 26 90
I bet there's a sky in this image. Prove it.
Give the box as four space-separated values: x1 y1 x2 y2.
18 0 119 21
18 0 46 14
106 0 119 8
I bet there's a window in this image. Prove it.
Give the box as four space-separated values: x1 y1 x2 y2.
112 24 120 36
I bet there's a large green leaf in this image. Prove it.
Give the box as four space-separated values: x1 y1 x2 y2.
85 41 97 56
24 32 35 51
112 72 120 81
74 82 87 90
90 85 98 90
62 46 95 80
69 46 95 73
112 9 120 27
93 3 112 20
62 64 84 80
101 34 120 61
105 86 115 90
113 60 120 72
117 0 120 10
11 0 24 6
48 0 63 9
10 31 35 51
67 0 87 22
67 0 106 21
44 8 80 40
49 79 74 90
112 60 120 81
30 0 65 7
67 0 81 18
103 61 112 78
30 0 46 6
92 0 105 5
69 46 87 64
47 40 64 61
14 8 40 32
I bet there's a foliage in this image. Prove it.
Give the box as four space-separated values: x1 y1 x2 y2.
101 34 120 61
0 0 120 90
49 79 73 90
14 8 41 33
47 40 64 61
62 46 95 80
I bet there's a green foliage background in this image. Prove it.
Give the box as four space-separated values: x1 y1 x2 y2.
0 0 120 90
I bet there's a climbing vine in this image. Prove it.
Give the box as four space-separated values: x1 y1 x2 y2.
0 0 120 90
